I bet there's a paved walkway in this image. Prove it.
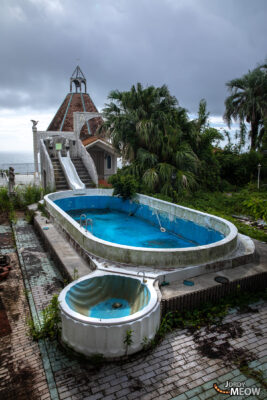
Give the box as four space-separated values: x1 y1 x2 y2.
1 218 267 399
0 222 50 400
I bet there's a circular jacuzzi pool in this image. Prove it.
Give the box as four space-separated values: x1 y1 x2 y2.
59 272 161 358
65 275 151 319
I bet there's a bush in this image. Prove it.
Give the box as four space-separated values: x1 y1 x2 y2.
0 188 12 213
28 295 60 340
108 174 138 199
216 149 264 186
242 197 267 222
14 185 43 209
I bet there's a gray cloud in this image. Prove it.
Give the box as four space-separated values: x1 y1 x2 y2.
0 0 266 116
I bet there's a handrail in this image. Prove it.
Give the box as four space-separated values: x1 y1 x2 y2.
80 214 86 227
77 139 98 186
79 214 93 233
39 139 55 189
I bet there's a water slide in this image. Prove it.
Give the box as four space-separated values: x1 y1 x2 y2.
58 151 85 190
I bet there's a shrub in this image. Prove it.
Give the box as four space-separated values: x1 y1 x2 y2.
0 188 12 213
14 185 43 209
108 174 138 199
242 197 267 222
28 295 60 340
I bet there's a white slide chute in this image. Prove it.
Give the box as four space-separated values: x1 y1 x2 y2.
59 151 85 190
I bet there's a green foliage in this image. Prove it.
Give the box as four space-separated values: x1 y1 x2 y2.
72 267 79 281
14 185 43 209
28 295 60 340
103 83 204 194
124 329 133 347
109 173 138 199
0 185 46 214
104 87 227 194
242 197 267 222
215 148 264 186
124 329 133 355
224 64 267 150
25 209 35 224
37 202 50 218
170 186 267 242
0 188 12 213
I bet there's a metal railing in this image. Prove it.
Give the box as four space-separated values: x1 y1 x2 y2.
0 163 39 175
79 214 93 233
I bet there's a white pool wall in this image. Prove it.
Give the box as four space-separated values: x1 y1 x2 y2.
59 270 161 358
45 189 238 267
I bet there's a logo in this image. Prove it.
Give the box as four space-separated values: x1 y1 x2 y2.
213 381 261 396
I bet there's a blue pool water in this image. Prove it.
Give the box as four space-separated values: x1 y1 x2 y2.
90 298 130 318
55 196 224 248
69 209 196 248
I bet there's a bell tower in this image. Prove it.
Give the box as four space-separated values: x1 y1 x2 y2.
70 65 87 93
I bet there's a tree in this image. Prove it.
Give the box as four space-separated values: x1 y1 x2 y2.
190 99 223 190
224 65 267 150
103 83 199 195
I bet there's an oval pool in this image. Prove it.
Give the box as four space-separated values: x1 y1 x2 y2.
45 189 238 267
59 272 160 358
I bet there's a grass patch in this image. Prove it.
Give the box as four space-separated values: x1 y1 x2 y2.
172 185 267 242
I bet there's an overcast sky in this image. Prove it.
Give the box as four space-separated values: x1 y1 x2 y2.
0 0 266 154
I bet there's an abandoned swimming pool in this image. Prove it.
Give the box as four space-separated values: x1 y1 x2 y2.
44 189 238 267
59 271 160 358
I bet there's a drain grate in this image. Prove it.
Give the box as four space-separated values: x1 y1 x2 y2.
214 276 229 284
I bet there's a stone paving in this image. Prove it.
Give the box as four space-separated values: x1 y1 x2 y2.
1 218 267 399
0 222 50 400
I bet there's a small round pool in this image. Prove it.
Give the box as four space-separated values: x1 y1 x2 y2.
59 272 161 358
65 275 150 319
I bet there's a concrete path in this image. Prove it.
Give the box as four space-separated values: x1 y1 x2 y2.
1 218 267 399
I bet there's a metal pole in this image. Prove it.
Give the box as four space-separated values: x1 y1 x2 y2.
257 163 261 190
31 120 39 185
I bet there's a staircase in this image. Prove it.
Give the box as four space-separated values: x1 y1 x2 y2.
71 158 94 188
51 159 69 191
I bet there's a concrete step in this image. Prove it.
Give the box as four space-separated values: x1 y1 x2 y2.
56 186 69 191
55 179 67 184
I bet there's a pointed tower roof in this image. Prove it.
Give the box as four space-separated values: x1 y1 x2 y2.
70 65 87 93
47 66 104 141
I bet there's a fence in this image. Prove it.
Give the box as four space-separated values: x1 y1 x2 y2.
0 163 39 175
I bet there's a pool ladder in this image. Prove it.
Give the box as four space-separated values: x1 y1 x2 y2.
80 214 93 234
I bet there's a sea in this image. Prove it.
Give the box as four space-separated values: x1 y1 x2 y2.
0 151 35 174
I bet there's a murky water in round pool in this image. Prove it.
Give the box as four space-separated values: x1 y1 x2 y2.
65 276 150 319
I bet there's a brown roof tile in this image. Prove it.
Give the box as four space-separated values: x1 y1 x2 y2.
47 93 105 140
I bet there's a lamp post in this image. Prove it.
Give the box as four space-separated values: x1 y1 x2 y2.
257 163 261 190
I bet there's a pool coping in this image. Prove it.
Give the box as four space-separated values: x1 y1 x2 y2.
59 270 159 325
44 189 238 268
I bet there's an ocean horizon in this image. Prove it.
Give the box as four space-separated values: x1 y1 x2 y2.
0 151 35 174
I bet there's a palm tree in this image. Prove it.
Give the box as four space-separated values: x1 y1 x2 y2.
103 83 199 194
224 66 267 150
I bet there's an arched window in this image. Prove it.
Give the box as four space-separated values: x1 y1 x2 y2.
107 155 112 169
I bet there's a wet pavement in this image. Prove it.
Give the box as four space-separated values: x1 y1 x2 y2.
0 217 266 399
